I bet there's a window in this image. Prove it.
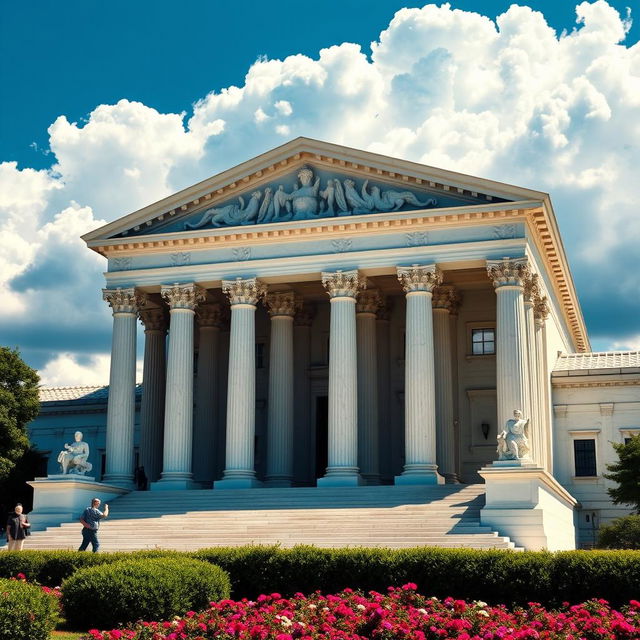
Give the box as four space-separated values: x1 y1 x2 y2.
255 342 266 369
471 328 495 355
574 439 597 477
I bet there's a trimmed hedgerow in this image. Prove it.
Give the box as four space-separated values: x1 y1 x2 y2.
2 546 639 608
61 557 230 629
0 578 60 640
0 549 184 586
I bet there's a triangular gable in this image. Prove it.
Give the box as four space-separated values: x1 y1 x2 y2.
83 137 545 243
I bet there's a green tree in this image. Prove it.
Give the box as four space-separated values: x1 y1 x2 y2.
604 435 640 513
0 347 40 482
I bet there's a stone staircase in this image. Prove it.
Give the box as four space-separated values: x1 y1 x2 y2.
22 484 521 551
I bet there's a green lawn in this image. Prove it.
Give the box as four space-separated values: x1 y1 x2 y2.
51 632 85 640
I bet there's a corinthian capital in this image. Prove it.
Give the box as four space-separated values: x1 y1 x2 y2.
397 264 442 293
321 270 366 299
196 303 225 327
432 285 460 311
523 273 542 304
356 289 382 314
534 296 550 325
486 257 530 288
222 277 267 306
265 291 300 317
139 307 168 332
160 283 206 310
103 287 146 314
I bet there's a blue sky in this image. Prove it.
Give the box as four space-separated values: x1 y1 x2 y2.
0 1 639 384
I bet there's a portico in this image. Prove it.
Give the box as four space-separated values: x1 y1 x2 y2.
83 137 588 494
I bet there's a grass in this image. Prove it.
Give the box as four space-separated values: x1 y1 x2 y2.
51 632 85 640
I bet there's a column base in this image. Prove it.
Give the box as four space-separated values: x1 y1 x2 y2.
317 468 363 487
443 472 461 484
214 477 263 489
150 472 199 491
395 464 444 485
264 477 293 488
102 473 135 490
361 474 381 485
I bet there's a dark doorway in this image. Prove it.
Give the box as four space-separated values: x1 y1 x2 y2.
315 396 328 481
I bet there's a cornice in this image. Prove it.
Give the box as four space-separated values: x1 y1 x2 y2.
91 202 534 256
552 374 640 389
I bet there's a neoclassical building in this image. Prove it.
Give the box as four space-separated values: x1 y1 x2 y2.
26 138 640 549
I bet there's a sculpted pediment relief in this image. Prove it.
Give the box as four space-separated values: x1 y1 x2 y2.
121 164 507 237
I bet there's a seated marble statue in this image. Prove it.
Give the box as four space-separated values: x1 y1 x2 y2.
57 431 93 475
496 409 531 460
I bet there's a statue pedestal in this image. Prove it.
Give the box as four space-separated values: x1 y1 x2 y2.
478 464 579 550
27 476 131 531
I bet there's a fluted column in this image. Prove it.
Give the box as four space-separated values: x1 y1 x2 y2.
396 265 443 485
356 289 381 484
103 288 145 487
139 307 168 484
535 296 552 471
487 258 532 463
376 301 392 482
449 293 462 480
293 305 315 485
215 277 267 489
524 273 542 466
152 283 205 490
432 286 458 482
265 291 298 487
192 304 224 487
317 269 365 487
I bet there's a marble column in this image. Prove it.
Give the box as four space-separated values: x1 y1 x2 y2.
138 307 168 484
192 303 224 487
215 277 267 489
317 269 365 487
265 291 298 487
449 292 462 480
376 301 392 483
432 286 458 482
524 273 542 466
102 288 145 488
356 289 381 484
396 264 443 485
535 295 553 471
152 283 205 490
293 305 315 485
486 258 532 462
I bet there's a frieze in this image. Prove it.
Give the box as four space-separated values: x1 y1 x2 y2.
406 231 429 247
181 165 438 230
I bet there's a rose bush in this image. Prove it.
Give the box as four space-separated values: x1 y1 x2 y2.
84 584 640 640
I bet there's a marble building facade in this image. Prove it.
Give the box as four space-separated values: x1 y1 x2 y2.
26 138 639 547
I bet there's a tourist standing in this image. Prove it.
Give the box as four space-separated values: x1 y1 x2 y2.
78 497 109 552
6 503 31 551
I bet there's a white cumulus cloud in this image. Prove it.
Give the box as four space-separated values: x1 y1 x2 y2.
1 1 639 385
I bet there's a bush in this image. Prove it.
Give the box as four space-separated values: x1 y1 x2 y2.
0 578 60 640
598 515 640 549
61 557 230 629
0 549 185 586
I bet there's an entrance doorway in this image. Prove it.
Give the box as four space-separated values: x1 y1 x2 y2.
315 396 328 480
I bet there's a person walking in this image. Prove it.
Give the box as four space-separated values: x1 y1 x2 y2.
6 503 31 551
78 497 109 552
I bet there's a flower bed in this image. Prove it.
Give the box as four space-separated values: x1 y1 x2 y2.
85 584 640 640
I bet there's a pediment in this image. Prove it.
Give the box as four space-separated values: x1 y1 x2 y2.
83 137 544 243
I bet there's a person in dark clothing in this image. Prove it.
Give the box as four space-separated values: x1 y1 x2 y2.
6 503 31 551
78 497 109 552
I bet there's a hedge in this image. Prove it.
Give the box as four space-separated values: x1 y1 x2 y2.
0 578 60 640
1 546 639 607
61 557 230 629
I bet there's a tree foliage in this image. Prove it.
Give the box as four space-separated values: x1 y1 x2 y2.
0 347 40 482
604 434 640 513
597 515 640 549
